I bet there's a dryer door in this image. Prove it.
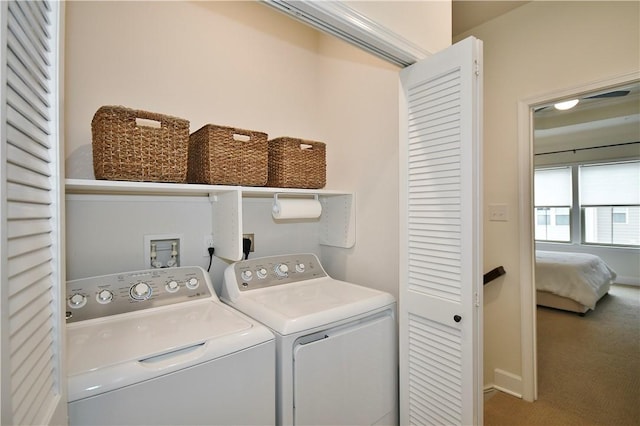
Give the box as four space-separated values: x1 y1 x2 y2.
293 311 397 425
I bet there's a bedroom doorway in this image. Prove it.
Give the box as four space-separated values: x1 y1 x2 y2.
517 72 640 402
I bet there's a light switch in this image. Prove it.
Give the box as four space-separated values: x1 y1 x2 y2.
489 204 509 222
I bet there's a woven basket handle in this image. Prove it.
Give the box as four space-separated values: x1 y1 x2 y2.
229 128 255 142
133 110 171 129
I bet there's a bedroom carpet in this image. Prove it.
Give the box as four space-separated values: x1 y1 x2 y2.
485 284 640 426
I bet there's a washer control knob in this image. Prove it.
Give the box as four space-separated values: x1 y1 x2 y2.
130 282 152 300
166 280 180 293
295 263 306 273
274 263 289 277
69 293 87 308
256 268 268 279
241 270 253 281
96 289 113 304
186 277 199 290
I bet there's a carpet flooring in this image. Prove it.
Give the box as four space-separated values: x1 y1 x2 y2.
484 284 640 425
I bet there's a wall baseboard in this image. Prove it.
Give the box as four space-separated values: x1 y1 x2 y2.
493 368 523 398
615 276 640 287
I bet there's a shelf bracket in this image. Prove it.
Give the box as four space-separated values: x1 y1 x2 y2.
210 191 243 261
319 193 356 248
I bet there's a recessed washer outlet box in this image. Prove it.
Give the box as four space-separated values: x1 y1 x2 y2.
243 233 255 252
144 234 182 268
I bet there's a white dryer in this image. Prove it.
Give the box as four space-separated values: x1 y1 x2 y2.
66 266 275 425
221 253 397 426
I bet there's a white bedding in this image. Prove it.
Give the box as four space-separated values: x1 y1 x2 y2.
535 250 617 309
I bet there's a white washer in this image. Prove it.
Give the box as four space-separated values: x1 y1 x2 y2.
221 253 397 426
66 266 275 425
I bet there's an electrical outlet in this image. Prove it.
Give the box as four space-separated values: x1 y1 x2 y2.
243 233 255 252
203 235 214 257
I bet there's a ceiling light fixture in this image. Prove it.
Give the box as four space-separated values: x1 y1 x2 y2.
554 99 579 110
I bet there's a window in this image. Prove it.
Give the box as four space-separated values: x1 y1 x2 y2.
535 161 640 247
580 161 640 247
534 167 572 242
583 206 639 245
579 161 640 246
537 208 550 225
555 207 570 225
613 207 628 224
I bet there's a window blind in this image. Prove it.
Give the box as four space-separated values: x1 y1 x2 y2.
534 166 572 206
580 161 640 206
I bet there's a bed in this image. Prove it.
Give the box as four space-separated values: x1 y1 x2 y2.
535 250 617 314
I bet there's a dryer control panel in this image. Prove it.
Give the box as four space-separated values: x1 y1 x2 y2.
66 266 213 323
229 253 328 291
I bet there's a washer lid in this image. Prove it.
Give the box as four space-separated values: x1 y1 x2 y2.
67 300 267 380
224 277 395 335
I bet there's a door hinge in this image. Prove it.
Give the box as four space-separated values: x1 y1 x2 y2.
474 291 480 307
474 60 480 77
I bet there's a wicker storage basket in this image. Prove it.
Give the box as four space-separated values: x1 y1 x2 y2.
187 124 268 186
91 106 190 183
267 137 326 189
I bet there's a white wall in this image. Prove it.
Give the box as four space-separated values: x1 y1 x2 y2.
64 1 451 303
65 195 322 295
456 1 640 394
65 1 323 178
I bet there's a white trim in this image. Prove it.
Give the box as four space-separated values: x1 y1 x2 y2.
517 94 537 402
493 368 523 399
483 385 495 394
51 0 68 423
517 71 640 404
262 0 431 67
615 276 640 286
0 1 10 421
493 386 523 399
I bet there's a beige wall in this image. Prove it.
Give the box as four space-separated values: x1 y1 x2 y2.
64 1 451 301
456 1 640 393
65 1 323 178
316 33 401 297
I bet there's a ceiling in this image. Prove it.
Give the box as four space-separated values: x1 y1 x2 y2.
452 1 530 37
533 82 640 154
452 2 639 157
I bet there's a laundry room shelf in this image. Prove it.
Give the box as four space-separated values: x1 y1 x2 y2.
65 179 356 259
65 178 238 196
65 179 350 197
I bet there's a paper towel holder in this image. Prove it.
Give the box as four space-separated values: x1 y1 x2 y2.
272 193 322 219
273 193 319 202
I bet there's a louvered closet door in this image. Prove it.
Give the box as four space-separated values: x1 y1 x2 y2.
0 1 66 425
399 37 483 426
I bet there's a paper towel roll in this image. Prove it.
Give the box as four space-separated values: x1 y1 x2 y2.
272 198 322 219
